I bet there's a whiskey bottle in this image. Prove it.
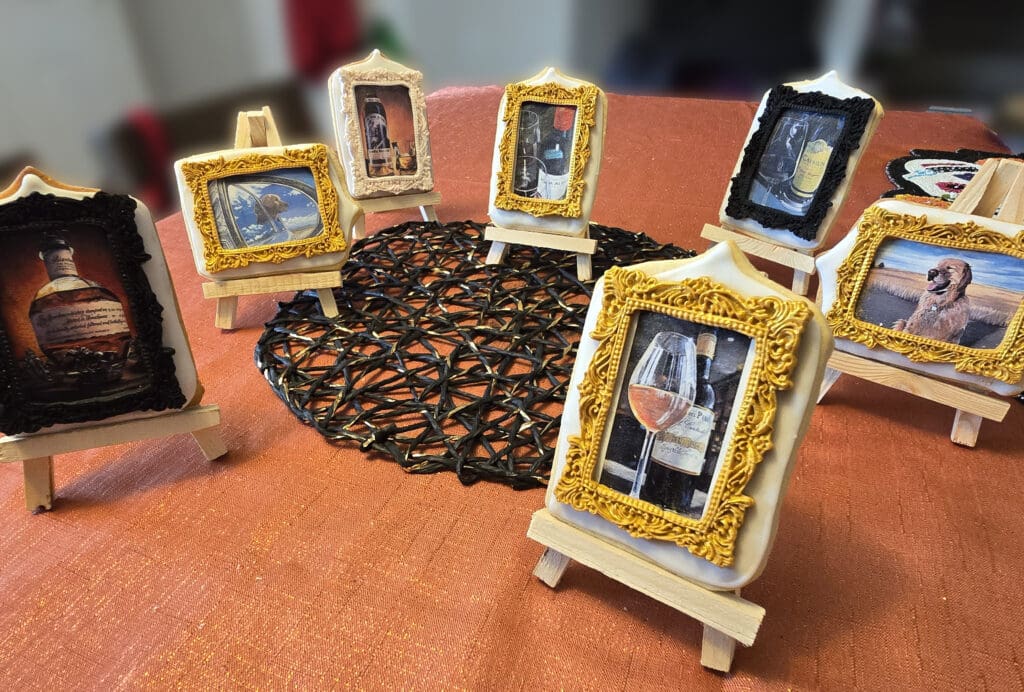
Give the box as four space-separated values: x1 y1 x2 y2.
651 330 718 475
363 92 391 177
29 232 131 377
537 106 575 200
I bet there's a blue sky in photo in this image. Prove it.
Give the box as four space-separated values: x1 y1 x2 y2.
874 237 1024 294
227 168 321 241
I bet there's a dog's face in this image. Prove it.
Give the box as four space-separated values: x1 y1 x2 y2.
260 193 289 216
926 258 972 297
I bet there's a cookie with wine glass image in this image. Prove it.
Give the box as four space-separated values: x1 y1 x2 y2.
598 312 752 520
512 102 577 201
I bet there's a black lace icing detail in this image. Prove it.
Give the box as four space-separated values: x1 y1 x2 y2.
0 192 185 434
724 85 876 241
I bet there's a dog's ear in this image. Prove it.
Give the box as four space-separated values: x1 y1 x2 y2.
959 262 973 292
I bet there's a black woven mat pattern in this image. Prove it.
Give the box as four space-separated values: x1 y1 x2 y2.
255 220 694 489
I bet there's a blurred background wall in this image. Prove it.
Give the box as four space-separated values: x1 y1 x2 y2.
0 0 1020 216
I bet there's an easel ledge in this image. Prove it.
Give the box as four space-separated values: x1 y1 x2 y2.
527 508 764 672
485 225 597 281
0 404 227 512
701 223 816 294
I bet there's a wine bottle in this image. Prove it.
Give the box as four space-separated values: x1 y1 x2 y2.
789 116 841 204
29 231 131 378
651 330 718 475
537 106 575 200
362 93 391 177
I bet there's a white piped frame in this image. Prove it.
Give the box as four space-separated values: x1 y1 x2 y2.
546 242 832 590
720 71 883 251
329 49 435 200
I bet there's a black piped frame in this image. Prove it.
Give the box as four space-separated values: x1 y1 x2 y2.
0 192 185 434
724 85 876 241
882 148 1024 199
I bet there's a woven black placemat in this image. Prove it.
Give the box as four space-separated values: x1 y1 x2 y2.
255 220 694 489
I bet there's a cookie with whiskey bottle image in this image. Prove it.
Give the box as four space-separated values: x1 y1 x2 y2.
0 168 197 435
13 229 151 402
599 312 752 520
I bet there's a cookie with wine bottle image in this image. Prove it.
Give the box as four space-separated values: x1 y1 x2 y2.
599 311 752 520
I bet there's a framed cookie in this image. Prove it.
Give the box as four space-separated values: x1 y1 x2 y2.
547 242 832 589
0 169 199 435
328 49 435 200
721 71 882 250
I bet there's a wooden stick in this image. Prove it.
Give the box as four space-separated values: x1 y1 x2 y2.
22 456 54 512
359 191 442 214
532 546 573 587
825 350 1009 422
701 223 817 274
202 271 343 299
484 226 597 255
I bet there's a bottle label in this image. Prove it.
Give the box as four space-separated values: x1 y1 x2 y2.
651 404 715 475
31 299 129 348
792 139 832 197
537 170 569 200
43 252 77 279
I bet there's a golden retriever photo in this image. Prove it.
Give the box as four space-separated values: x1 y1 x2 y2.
856 239 1023 350
892 258 972 343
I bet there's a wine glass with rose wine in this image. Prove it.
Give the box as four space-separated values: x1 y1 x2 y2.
626 331 697 498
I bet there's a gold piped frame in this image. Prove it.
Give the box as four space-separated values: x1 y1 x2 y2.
493 81 599 219
554 267 811 567
179 144 346 273
826 205 1024 384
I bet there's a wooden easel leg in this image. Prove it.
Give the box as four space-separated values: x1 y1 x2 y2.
701 624 738 672
791 269 810 296
353 216 366 241
214 296 238 330
576 253 593 282
420 205 438 222
191 427 228 461
817 366 842 403
485 241 509 265
951 410 983 447
532 547 572 588
316 288 339 318
23 456 54 512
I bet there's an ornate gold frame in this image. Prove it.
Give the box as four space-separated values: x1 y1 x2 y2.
179 145 346 273
554 268 810 567
493 81 599 219
826 205 1024 383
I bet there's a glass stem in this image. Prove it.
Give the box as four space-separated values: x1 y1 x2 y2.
630 429 656 498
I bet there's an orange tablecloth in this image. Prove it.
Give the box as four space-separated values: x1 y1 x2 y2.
1 86 1020 689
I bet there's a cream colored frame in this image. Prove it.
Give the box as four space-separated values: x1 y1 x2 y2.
826 205 1024 384
553 267 811 567
492 81 599 219
333 56 434 198
178 144 346 273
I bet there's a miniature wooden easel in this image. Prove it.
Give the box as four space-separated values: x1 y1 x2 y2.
485 226 597 281
819 158 1024 446
0 405 227 512
353 191 441 240
701 223 817 295
527 508 764 672
201 107 342 329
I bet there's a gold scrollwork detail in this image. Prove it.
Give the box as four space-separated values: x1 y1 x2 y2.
825 205 1024 383
180 144 346 273
493 81 599 219
554 268 811 567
